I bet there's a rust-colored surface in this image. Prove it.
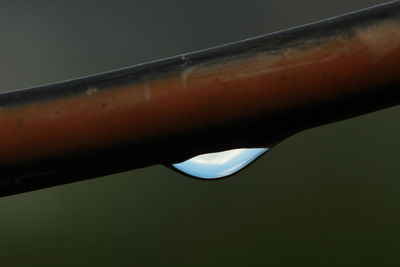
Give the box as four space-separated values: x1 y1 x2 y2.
0 1 400 196
0 19 399 164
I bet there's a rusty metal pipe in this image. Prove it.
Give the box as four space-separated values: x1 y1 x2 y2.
1 1 400 196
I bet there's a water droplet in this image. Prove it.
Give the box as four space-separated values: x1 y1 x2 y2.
170 148 268 179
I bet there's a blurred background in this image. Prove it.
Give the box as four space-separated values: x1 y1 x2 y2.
0 0 398 266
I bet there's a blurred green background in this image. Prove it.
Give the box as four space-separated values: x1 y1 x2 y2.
0 0 398 266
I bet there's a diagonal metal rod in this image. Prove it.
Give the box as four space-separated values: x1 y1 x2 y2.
0 1 400 196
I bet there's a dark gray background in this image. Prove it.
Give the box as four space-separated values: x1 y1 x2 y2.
0 0 398 266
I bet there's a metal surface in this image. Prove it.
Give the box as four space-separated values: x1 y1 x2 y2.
0 0 399 196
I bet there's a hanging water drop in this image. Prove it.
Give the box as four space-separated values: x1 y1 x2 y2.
170 148 268 179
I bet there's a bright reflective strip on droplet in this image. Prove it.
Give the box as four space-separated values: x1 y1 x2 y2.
171 148 268 179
